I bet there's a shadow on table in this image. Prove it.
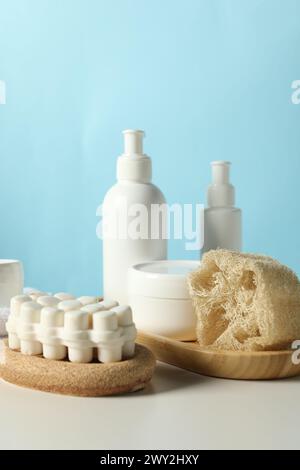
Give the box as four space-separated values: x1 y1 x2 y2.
138 362 207 396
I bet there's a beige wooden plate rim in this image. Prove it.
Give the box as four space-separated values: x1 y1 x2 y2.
137 331 295 357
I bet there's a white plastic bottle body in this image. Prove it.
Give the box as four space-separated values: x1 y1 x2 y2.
202 207 242 254
102 181 167 304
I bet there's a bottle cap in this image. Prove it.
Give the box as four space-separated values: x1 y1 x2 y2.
117 130 152 183
207 161 235 207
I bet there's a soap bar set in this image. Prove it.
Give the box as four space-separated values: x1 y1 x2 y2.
6 292 136 363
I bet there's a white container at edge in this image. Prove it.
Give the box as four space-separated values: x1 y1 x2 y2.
202 161 242 255
128 260 199 341
102 130 167 305
0 260 23 308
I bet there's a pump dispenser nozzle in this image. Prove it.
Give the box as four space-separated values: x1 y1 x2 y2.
207 161 235 207
123 129 144 156
211 161 230 185
117 129 152 182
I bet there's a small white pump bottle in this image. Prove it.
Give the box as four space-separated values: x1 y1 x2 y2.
102 130 167 304
202 161 242 255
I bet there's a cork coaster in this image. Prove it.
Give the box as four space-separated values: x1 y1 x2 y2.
0 340 156 397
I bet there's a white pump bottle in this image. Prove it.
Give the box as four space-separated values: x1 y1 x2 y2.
202 161 242 255
102 130 167 304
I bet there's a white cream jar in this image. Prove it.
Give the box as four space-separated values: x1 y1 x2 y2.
128 260 199 341
0 260 23 308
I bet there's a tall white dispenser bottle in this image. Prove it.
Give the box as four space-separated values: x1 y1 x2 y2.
102 130 167 304
202 161 242 255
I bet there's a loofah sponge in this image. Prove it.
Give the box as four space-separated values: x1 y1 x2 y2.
188 250 300 351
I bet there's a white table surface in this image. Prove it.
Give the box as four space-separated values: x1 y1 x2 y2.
0 339 299 450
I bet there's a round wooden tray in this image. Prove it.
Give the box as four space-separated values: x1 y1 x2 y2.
0 340 156 396
137 332 300 380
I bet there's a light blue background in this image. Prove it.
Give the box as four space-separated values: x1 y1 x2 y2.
0 0 300 295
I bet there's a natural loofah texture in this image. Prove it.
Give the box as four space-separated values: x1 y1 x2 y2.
188 250 300 351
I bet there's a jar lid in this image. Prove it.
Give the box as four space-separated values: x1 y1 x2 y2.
128 260 200 300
